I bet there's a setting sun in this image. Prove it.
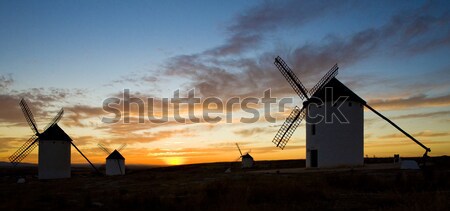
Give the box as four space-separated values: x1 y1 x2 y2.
164 157 185 166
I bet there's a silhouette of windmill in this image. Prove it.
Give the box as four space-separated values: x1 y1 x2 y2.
9 99 100 179
272 56 430 168
235 143 254 168
98 143 126 175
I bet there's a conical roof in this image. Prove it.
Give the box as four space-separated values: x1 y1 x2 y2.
106 150 125 160
39 124 72 142
242 153 253 159
311 78 366 104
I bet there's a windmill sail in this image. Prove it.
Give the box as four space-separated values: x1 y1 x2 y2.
98 143 112 155
235 143 243 156
43 108 64 131
274 56 309 100
20 99 39 135
309 64 338 96
272 106 306 149
9 135 39 166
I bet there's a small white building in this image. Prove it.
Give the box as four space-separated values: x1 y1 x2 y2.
106 150 125 175
241 153 254 168
306 78 365 168
38 124 72 179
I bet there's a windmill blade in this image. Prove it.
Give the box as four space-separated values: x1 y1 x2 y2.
9 135 39 166
235 143 243 156
309 64 338 96
71 142 101 175
274 56 309 100
272 106 306 149
43 108 64 131
117 143 127 152
19 99 39 135
365 104 431 153
97 143 111 155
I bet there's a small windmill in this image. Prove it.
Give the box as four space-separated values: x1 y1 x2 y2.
8 99 100 179
98 143 126 175
236 143 254 168
272 56 431 168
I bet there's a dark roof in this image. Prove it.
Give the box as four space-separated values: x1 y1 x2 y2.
311 78 366 104
241 153 253 159
39 124 72 142
107 150 125 160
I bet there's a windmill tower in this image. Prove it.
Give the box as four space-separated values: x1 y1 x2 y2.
236 143 254 168
9 99 100 179
98 143 126 175
272 56 431 168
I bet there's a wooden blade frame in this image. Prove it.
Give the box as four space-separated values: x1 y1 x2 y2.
43 108 64 131
309 64 339 96
274 56 309 100
235 143 243 156
9 135 39 166
20 99 39 135
272 106 306 149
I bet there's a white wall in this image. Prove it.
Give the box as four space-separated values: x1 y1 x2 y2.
38 140 71 179
106 159 125 175
306 101 364 168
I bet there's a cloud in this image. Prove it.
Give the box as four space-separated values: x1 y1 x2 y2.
206 0 344 56
380 130 450 139
234 127 272 137
161 1 450 104
391 110 450 120
367 94 450 110
0 74 14 90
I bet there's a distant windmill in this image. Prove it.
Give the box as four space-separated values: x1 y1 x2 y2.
235 143 254 168
272 56 431 168
8 99 100 179
98 143 126 175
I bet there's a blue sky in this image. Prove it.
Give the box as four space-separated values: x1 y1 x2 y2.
1 0 449 165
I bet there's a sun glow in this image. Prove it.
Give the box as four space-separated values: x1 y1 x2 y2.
164 157 185 165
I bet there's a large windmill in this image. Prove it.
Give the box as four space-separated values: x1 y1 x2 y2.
272 56 431 168
235 143 254 168
9 99 100 179
98 143 126 175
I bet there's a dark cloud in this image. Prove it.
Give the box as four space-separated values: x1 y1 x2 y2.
380 131 450 139
0 74 14 90
162 1 450 103
368 94 450 110
391 110 450 120
206 0 344 56
234 127 272 137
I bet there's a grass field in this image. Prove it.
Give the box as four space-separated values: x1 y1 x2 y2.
0 157 449 210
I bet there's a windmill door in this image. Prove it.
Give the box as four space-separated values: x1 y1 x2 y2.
310 150 318 167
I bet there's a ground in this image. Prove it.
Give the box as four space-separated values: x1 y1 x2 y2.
0 157 449 210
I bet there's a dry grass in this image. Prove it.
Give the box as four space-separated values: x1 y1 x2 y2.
0 157 449 210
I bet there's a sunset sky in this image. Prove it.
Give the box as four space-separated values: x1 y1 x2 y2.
1 0 449 166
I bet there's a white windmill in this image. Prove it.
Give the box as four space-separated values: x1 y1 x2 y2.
272 56 431 168
9 99 100 179
98 143 126 175
235 143 254 168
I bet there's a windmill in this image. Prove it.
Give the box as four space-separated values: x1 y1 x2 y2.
272 56 431 168
98 143 126 175
8 99 100 179
235 143 254 168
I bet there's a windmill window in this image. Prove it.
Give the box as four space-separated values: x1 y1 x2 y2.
312 124 316 135
348 102 352 107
